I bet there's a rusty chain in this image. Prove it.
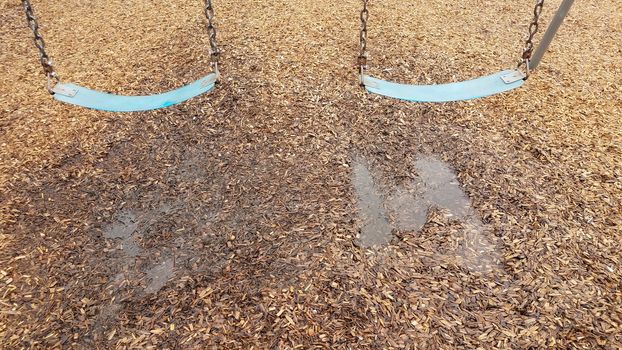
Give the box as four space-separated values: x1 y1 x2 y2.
21 0 59 94
519 0 545 78
205 0 220 75
359 0 546 82
22 0 220 93
358 0 369 85
22 0 543 92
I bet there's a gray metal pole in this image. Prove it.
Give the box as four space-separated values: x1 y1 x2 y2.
530 0 576 71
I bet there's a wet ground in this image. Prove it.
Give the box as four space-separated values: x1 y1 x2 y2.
354 154 499 272
1 0 621 348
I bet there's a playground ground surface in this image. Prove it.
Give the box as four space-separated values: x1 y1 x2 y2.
1 0 621 348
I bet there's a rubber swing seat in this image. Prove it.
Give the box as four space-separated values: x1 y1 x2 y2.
51 73 218 112
362 70 525 103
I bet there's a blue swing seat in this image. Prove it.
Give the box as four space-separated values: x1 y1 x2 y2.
362 70 525 103
51 73 218 112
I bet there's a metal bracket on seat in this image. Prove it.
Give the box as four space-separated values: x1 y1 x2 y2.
200 73 218 88
52 84 78 97
500 70 526 84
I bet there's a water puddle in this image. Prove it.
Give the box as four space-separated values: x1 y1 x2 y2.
102 204 183 294
457 217 499 273
144 258 175 294
415 156 472 218
352 158 393 247
385 188 427 232
103 211 141 257
352 155 500 272
412 156 499 272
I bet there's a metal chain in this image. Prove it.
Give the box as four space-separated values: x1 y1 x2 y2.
358 0 369 85
21 0 59 94
22 1 220 91
205 0 220 75
519 0 545 78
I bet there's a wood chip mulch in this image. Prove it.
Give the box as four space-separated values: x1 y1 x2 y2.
1 0 620 348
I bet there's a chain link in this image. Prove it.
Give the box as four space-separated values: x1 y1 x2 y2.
358 0 369 85
22 1 220 91
204 0 220 75
519 0 545 78
21 0 59 93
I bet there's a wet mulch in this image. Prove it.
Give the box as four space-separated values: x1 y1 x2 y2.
1 0 621 348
